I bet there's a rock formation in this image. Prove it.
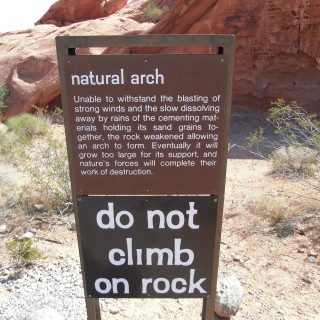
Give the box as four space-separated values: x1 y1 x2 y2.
0 0 153 118
0 0 319 119
35 0 128 27
143 0 320 111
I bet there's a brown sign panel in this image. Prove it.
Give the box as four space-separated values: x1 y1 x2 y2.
63 54 228 195
77 195 218 298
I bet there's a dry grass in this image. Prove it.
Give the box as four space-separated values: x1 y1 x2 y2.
246 194 291 226
0 175 24 219
270 146 318 177
245 192 319 239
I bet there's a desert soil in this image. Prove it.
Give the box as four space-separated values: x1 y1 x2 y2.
0 111 319 319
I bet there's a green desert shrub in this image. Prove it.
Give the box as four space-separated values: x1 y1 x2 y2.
6 113 50 142
6 239 42 265
248 98 320 177
25 135 72 213
0 112 72 216
143 3 169 22
0 86 8 109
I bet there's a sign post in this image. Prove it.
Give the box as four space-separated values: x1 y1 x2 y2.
56 35 235 319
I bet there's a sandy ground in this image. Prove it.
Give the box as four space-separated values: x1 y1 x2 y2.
0 110 319 319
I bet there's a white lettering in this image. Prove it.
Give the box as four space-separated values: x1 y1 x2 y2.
108 238 194 266
141 269 206 294
147 202 199 229
95 278 129 294
96 203 134 229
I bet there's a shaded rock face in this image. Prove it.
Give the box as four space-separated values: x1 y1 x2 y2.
213 0 320 110
145 0 320 109
0 0 319 119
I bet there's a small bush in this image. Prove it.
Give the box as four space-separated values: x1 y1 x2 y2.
246 195 289 227
143 3 169 22
6 239 42 265
268 100 320 177
0 86 8 109
6 113 50 142
270 146 318 176
267 99 320 149
247 98 320 178
246 192 319 238
25 135 72 213
0 113 72 216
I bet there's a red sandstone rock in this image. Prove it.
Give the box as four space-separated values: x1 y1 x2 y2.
0 0 319 119
0 0 152 118
35 0 128 27
145 0 320 110
209 0 320 110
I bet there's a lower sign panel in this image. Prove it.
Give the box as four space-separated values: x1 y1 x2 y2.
77 196 218 298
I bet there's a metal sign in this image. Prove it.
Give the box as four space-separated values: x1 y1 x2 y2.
56 34 235 320
77 196 218 298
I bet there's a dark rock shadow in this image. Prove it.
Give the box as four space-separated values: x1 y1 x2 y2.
228 107 278 160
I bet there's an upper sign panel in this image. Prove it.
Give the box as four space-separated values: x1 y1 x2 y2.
63 54 229 195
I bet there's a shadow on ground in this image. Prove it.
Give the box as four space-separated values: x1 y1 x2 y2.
228 107 277 159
